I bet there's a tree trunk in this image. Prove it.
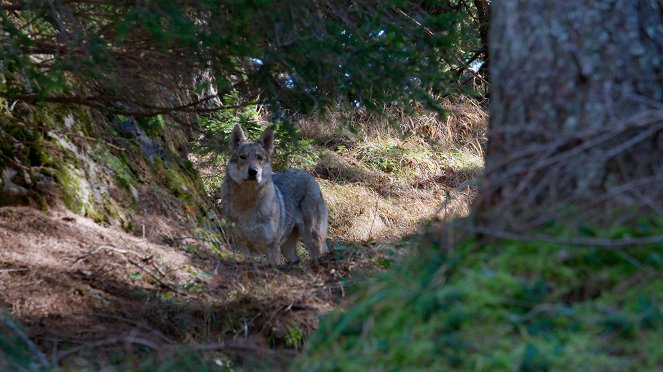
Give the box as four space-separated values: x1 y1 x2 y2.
476 0 663 231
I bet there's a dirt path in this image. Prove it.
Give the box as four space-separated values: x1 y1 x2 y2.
0 206 386 368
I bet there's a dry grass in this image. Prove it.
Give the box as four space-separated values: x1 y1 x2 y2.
191 96 488 247
298 99 487 243
298 95 488 150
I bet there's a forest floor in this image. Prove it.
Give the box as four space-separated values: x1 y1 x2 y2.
0 99 487 369
0 204 398 369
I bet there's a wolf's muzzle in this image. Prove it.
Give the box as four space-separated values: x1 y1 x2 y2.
247 167 258 180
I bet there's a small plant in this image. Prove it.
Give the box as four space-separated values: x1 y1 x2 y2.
283 322 305 350
137 114 165 138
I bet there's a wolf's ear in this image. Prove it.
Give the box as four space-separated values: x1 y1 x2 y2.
229 125 247 151
258 127 275 155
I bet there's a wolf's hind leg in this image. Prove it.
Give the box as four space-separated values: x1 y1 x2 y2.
263 242 283 266
281 228 300 264
300 201 328 259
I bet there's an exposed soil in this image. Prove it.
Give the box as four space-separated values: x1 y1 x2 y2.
0 204 391 369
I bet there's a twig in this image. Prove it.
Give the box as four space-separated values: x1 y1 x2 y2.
71 245 130 267
477 108 663 227
71 245 185 294
126 258 189 296
187 340 297 360
392 6 489 87
48 130 125 151
57 334 159 362
513 304 556 324
0 268 29 273
464 224 663 249
2 91 258 117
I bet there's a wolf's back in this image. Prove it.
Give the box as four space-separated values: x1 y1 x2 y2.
273 169 318 206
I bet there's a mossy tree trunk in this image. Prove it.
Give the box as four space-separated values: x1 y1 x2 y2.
477 0 663 231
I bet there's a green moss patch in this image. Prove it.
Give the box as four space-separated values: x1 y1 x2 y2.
301 220 663 370
56 164 104 222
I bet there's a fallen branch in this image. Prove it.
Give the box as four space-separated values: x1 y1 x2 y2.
0 268 29 273
71 244 131 268
126 257 189 296
57 333 159 362
464 224 663 249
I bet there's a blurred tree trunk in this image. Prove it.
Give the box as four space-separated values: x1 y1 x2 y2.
476 0 663 231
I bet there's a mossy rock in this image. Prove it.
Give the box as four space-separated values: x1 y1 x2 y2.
56 164 104 222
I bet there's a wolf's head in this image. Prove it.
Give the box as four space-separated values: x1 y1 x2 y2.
226 125 275 186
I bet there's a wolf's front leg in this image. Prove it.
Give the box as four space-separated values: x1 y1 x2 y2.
266 244 283 265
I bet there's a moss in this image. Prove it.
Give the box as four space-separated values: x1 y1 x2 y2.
34 194 50 212
99 148 138 193
103 195 133 231
156 160 195 203
55 166 80 213
283 322 305 349
27 133 57 167
77 109 95 137
137 114 165 138
56 164 104 222
180 158 199 180
301 220 663 370
29 105 92 132
4 123 34 143
27 110 54 129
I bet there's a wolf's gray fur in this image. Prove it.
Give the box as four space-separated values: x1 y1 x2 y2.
221 125 328 264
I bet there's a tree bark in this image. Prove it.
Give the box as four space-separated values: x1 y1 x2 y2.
476 0 663 230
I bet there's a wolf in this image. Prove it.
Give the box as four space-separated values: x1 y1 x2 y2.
221 125 329 265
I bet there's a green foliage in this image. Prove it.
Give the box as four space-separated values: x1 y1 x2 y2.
357 144 405 174
197 93 264 151
0 1 481 114
285 325 305 349
279 322 306 350
138 115 165 138
300 219 663 370
269 120 319 171
195 94 319 173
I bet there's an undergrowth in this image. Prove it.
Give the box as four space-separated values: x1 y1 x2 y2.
300 216 663 370
301 96 486 194
190 96 486 244
192 95 487 199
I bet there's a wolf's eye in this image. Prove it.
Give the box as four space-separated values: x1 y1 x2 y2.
239 155 247 160
257 155 263 161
